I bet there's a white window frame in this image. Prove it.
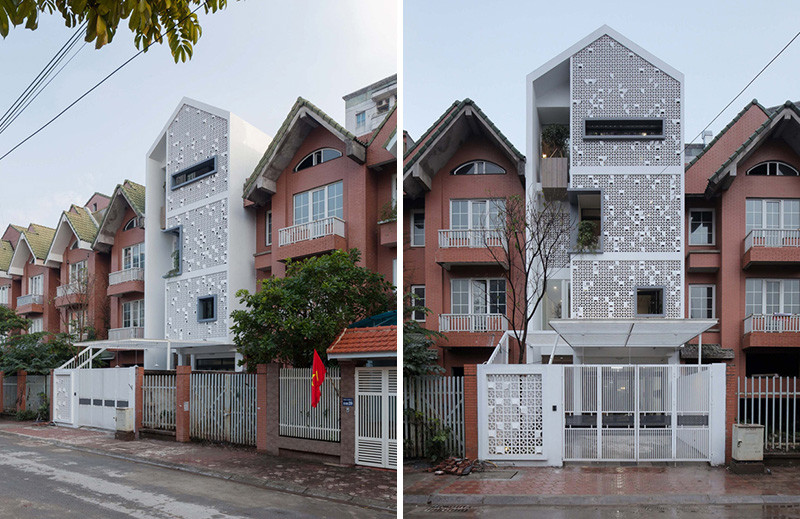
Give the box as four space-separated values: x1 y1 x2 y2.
29 318 43 334
411 285 426 322
746 199 800 233
123 243 145 270
450 278 507 316
410 210 425 247
293 181 343 225
68 309 86 336
746 161 800 176
688 209 715 246
28 275 43 296
449 199 505 230
69 260 87 284
355 111 366 128
689 284 716 319
542 279 570 329
293 148 343 172
122 299 145 328
265 210 272 246
0 286 7 305
746 279 800 316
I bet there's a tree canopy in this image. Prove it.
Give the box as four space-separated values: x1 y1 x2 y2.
231 249 396 368
0 305 30 337
0 332 77 375
0 1 237 62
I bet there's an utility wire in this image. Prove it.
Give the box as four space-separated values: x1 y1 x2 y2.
0 4 205 163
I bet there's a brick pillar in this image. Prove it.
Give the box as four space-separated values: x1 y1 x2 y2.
134 367 144 437
16 370 27 413
175 366 191 442
49 369 54 422
464 364 478 459
339 361 356 466
725 361 736 465
265 363 280 455
256 364 268 452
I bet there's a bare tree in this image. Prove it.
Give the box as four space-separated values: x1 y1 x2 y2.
54 264 108 342
483 192 573 364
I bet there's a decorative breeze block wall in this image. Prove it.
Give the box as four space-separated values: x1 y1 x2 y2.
571 35 681 168
165 272 228 340
486 373 543 457
166 199 229 272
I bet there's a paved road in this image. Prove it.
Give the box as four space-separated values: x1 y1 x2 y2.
405 504 800 518
0 434 393 518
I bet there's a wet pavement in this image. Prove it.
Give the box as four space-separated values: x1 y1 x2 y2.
0 419 396 512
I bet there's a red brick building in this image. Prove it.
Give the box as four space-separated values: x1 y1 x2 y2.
403 99 526 374
685 100 800 377
6 223 59 333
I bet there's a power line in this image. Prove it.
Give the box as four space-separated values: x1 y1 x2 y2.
0 5 205 163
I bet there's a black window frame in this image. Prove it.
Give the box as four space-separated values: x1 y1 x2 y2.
635 287 665 317
171 156 217 190
584 118 665 140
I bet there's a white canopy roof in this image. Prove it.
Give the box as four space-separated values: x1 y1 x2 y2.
74 338 234 353
549 319 717 350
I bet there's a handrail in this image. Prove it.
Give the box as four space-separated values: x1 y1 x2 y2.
745 229 800 252
278 216 345 246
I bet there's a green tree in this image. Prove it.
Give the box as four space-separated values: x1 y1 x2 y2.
0 1 238 62
231 249 395 368
403 292 444 377
0 332 77 374
0 305 30 338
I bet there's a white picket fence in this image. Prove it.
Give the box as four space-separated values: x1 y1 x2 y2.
142 372 176 431
403 376 465 458
279 366 341 442
738 376 800 452
2 375 17 411
190 372 258 446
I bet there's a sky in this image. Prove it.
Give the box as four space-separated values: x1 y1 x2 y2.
0 1 397 230
405 0 800 154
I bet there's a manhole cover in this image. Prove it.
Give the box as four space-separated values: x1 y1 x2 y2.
424 505 472 513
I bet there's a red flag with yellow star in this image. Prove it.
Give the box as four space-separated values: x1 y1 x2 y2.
311 350 326 408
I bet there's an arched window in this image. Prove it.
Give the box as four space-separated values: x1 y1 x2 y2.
294 148 342 172
123 217 142 231
747 161 799 176
451 160 505 175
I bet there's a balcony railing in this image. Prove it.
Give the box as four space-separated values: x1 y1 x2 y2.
744 314 800 334
438 229 504 249
109 267 144 285
56 281 86 298
278 217 345 246
744 229 800 252
439 313 508 333
17 294 42 307
109 327 145 340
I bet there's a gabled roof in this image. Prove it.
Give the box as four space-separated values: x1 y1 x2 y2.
403 99 525 198
92 180 145 253
243 97 367 205
21 224 55 260
326 325 397 359
65 206 99 243
366 106 398 167
0 240 13 272
704 101 800 197
45 207 98 266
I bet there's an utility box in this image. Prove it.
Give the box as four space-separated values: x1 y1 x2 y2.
732 424 764 461
115 407 135 441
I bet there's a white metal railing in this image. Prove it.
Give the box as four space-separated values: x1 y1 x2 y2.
142 372 176 431
279 366 341 441
109 267 144 285
278 217 345 246
56 282 85 298
738 376 800 452
744 314 800 333
190 372 257 446
58 345 107 369
16 294 42 307
404 376 465 458
744 229 800 252
2 376 17 411
108 327 145 340
438 229 504 248
439 313 508 333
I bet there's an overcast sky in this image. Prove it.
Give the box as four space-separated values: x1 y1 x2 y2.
0 1 397 229
405 0 800 153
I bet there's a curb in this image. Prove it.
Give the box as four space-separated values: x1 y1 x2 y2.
0 429 396 513
404 493 800 507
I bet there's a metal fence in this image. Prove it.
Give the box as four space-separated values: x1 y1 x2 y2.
738 376 800 452
279 366 341 442
142 372 176 431
404 376 465 458
190 372 257 446
3 375 17 411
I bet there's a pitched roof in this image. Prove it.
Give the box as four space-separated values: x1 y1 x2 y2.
0 240 12 272
404 100 459 162
10 225 25 233
243 97 365 197
21 224 55 260
327 325 397 356
367 105 397 147
120 180 146 215
64 205 99 243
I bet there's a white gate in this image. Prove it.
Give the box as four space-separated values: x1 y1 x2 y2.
355 367 397 469
53 368 136 430
563 364 725 463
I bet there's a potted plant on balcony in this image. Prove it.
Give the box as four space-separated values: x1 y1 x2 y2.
576 220 599 251
377 200 397 246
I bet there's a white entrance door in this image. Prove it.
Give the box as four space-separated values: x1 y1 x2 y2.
71 367 136 430
53 370 75 425
355 367 397 469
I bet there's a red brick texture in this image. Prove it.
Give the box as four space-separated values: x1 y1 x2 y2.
175 366 191 443
743 247 800 269
16 370 26 413
725 362 736 464
743 331 800 349
464 364 478 459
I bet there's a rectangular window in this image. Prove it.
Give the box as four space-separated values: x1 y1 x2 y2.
164 226 182 277
122 300 144 328
265 211 272 246
584 119 664 139
746 199 800 232
450 278 506 315
28 275 43 296
450 199 506 230
69 260 87 284
68 309 86 336
171 157 217 189
411 211 425 247
356 111 366 128
543 279 570 329
198 295 217 322
123 243 145 270
376 98 390 114
293 181 343 224
29 318 43 334
0 286 7 305
411 285 426 322
689 285 715 319
689 209 714 245
745 279 800 315
636 287 664 316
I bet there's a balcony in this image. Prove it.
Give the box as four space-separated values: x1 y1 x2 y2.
541 157 568 200
109 327 145 341
435 229 507 270
275 217 346 262
55 281 87 307
378 220 396 247
16 294 43 314
687 250 721 272
743 229 800 269
743 314 800 348
108 268 145 297
440 313 508 333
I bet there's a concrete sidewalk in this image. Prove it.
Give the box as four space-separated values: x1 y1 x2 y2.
0 419 396 512
404 462 800 506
